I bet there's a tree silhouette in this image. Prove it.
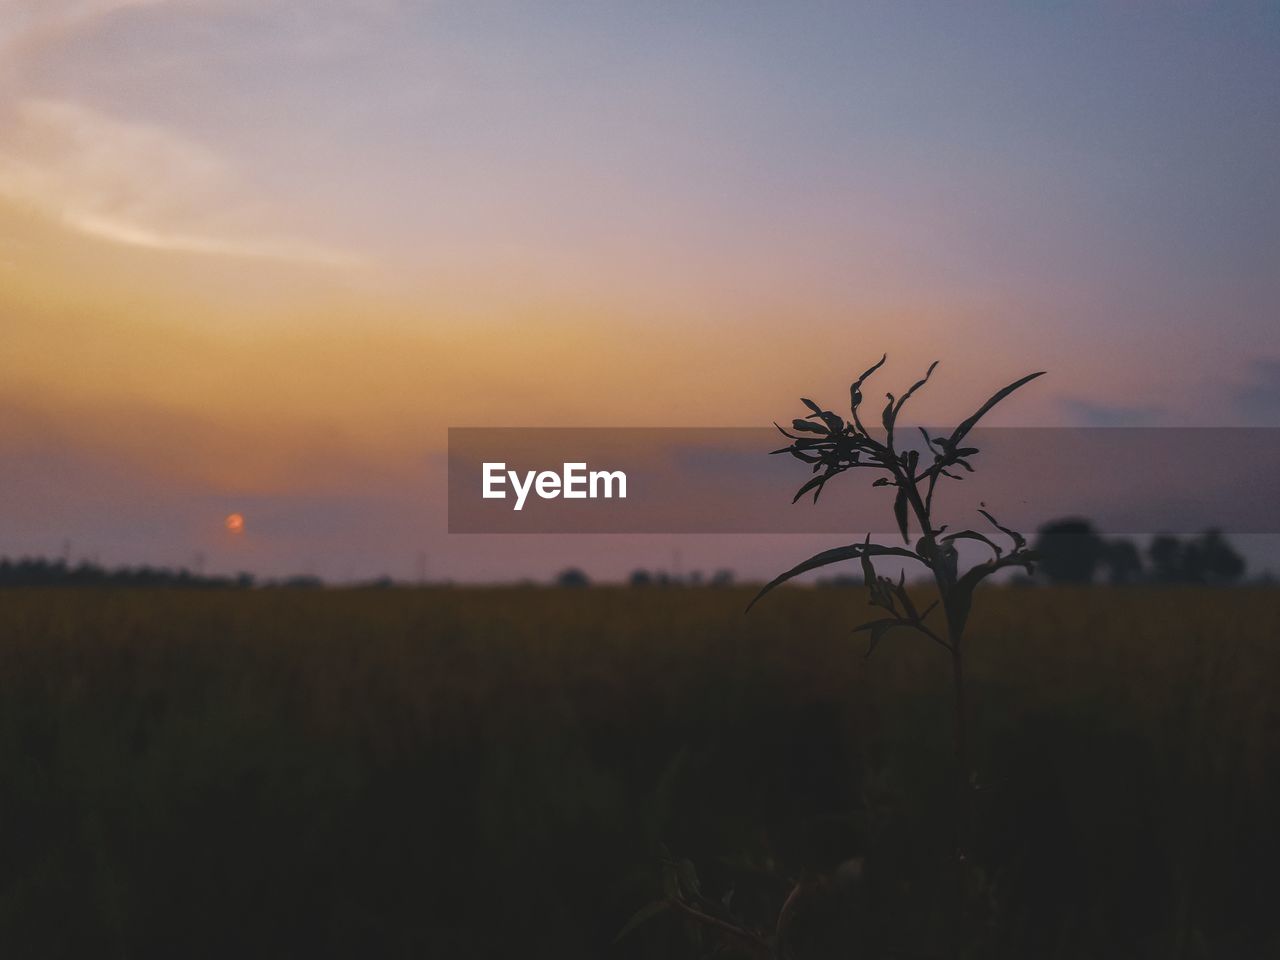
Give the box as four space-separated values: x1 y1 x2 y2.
1149 534 1183 583
1150 530 1246 585
1196 529 1246 584
1103 538 1143 585
555 568 590 588
1033 518 1105 584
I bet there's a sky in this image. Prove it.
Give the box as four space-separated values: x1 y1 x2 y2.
2 0 1278 581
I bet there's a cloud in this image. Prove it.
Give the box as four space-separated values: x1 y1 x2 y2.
1058 397 1167 427
0 0 178 63
0 98 359 265
1230 359 1280 424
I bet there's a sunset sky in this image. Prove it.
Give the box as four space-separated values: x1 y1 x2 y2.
3 1 1278 580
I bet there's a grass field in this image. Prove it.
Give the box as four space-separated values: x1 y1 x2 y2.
0 585 1276 958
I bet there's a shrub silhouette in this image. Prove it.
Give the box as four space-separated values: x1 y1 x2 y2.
555 567 591 588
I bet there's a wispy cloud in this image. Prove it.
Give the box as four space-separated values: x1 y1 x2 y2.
1230 359 1280 425
0 2 362 265
1058 397 1167 427
0 98 359 265
1 0 178 63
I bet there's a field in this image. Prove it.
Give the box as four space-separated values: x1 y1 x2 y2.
0 585 1277 958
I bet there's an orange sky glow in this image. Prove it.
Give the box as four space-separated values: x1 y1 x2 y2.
3 1 1278 579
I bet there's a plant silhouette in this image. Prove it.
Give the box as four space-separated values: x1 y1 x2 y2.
752 356 1044 948
620 357 1046 958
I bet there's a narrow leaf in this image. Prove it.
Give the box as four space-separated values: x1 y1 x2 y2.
948 371 1045 446
791 419 827 434
791 473 828 504
893 360 939 418
950 550 1040 633
615 900 671 943
852 617 901 634
893 486 910 543
978 508 1027 551
851 354 887 396
747 542 923 611
677 858 701 898
879 393 897 449
866 620 897 658
941 529 1003 558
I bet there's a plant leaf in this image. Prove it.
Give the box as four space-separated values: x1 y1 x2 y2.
864 620 899 658
746 541 924 611
677 858 702 898
877 391 897 449
948 371 1045 447
851 354 887 398
791 473 829 504
893 360 939 419
948 549 1041 634
860 535 877 588
978 507 1027 551
791 419 827 434
852 617 901 634
941 529 1003 558
893 486 910 543
615 900 671 943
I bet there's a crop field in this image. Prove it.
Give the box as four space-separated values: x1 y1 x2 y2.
0 585 1277 958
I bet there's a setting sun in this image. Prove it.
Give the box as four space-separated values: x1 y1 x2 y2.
224 513 245 534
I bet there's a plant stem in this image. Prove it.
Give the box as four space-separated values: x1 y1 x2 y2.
950 626 972 959
951 636 971 860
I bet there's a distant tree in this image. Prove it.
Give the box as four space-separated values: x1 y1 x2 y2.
1181 539 1208 583
709 568 736 587
1147 530 1245 585
629 568 653 587
1033 518 1106 584
280 575 323 589
0 555 256 589
555 568 590 588
1199 530 1246 584
1149 534 1183 583
1103 538 1143 585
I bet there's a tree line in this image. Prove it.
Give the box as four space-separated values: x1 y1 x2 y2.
1033 520 1248 585
0 557 255 588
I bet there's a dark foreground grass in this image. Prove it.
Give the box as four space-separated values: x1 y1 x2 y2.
0 586 1276 958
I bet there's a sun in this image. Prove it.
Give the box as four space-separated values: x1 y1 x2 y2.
224 512 245 534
